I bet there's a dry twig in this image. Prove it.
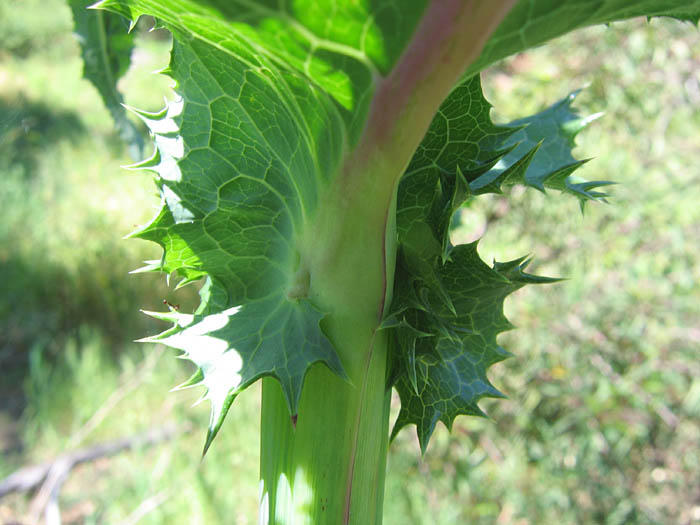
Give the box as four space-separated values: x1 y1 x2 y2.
0 424 187 524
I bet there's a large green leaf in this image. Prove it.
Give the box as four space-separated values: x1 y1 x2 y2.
93 0 699 450
121 17 349 444
69 0 144 158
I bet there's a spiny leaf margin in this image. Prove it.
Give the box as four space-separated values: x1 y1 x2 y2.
387 75 592 451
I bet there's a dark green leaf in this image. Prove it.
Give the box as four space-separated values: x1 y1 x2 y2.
389 244 559 452
143 290 345 453
473 89 614 202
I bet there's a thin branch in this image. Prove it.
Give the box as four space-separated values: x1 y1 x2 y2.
0 424 186 500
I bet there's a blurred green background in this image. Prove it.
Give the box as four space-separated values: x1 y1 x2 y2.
0 1 698 523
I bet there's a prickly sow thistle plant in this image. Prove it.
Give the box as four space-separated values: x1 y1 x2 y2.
72 0 699 522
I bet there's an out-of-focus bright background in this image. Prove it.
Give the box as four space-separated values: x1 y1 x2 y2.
1 1 698 523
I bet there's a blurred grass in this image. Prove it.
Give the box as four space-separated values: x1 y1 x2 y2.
0 5 698 525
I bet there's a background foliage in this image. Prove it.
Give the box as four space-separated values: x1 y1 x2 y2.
0 1 698 523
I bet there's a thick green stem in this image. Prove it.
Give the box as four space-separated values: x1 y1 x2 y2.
259 1 515 522
260 330 392 524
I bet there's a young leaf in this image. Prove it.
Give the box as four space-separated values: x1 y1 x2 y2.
69 0 145 158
